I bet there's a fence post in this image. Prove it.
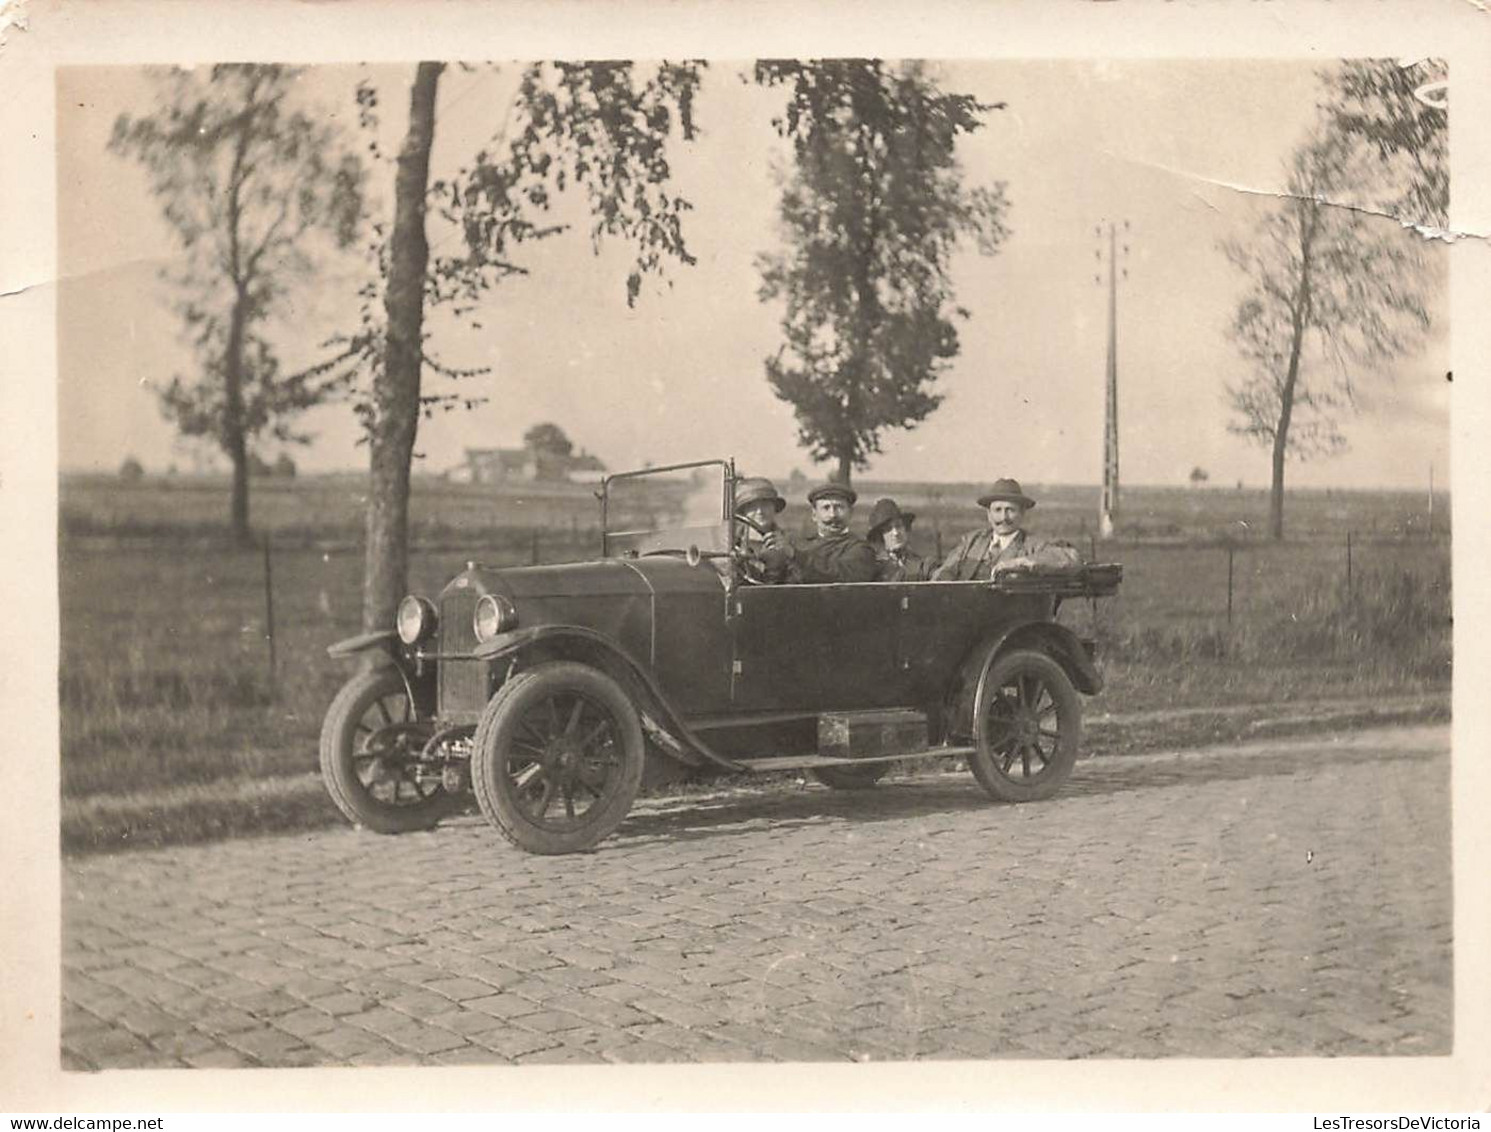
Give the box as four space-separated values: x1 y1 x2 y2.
1226 544 1234 627
263 533 278 695
1346 530 1353 603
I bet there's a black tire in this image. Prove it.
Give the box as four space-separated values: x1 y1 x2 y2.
812 763 891 790
967 649 1082 803
319 667 460 834
471 662 644 854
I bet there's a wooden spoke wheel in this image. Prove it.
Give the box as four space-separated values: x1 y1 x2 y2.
967 649 1082 803
471 662 644 854
319 667 460 833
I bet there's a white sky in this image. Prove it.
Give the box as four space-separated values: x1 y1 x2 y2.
57 58 1450 489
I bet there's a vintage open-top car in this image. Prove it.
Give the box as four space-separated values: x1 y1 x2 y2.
320 459 1122 854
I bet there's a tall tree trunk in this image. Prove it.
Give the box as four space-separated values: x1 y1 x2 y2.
1270 205 1317 542
363 62 442 633
1268 424 1288 541
224 291 252 547
834 452 853 487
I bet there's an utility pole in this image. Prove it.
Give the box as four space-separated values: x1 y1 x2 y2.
1428 461 1435 538
1096 220 1128 539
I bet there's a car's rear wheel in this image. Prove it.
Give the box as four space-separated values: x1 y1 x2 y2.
319 667 460 834
967 649 1082 803
812 763 891 790
471 662 644 854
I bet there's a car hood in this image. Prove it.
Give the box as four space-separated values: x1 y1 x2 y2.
437 555 725 659
446 555 726 602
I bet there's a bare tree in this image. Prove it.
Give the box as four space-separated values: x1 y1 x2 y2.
1221 129 1433 539
754 60 1009 487
111 65 364 546
342 62 703 633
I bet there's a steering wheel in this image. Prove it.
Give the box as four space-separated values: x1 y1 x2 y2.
732 512 774 585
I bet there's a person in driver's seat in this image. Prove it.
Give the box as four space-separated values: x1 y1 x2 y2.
733 476 799 584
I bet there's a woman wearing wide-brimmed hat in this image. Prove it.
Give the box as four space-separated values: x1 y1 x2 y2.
931 478 1080 582
732 476 799 584
865 498 932 582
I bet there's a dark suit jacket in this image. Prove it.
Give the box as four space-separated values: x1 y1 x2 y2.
797 529 881 584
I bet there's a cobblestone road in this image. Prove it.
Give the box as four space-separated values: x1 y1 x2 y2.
61 724 1452 1068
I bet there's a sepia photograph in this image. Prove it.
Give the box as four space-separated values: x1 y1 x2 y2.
4 0 1489 1116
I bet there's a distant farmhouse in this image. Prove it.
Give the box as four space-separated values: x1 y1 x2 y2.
451 445 607 485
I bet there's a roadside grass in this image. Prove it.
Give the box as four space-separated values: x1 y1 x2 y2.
57 479 1451 855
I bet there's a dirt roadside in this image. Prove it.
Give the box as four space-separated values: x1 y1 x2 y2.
61 691 1450 856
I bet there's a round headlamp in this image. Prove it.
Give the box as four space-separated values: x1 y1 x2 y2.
396 595 438 645
473 593 518 643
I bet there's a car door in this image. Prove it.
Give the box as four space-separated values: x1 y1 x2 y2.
730 582 907 712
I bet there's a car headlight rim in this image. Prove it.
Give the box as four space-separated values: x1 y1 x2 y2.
396 595 438 645
473 593 517 643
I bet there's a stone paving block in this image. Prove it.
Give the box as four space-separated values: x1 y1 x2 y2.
301 1024 400 1061
467 1028 563 1060
221 1026 319 1064
386 989 459 1018
423 976 501 1002
510 1009 589 1035
516 1044 602 1064
275 1007 340 1039
543 991 653 1029
463 992 546 1020
426 1008 511 1038
182 1048 255 1069
192 1004 264 1037
630 994 728 1029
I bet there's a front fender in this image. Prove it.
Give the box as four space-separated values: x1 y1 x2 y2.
325 630 435 718
326 629 400 660
474 624 740 773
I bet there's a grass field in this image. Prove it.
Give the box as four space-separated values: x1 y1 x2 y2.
58 475 1452 853
60 470 1449 545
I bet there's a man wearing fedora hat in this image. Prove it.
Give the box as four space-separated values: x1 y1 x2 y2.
932 478 1080 582
867 498 932 582
733 476 799 584
796 481 880 584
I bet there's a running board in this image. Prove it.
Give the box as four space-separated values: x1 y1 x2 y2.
739 745 974 773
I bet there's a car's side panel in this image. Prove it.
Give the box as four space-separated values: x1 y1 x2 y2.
622 558 734 716
729 585 826 710
898 583 1057 698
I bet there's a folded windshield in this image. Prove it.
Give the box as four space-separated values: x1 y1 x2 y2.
602 460 731 559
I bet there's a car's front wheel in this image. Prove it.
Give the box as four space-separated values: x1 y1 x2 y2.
471 662 645 854
319 666 461 834
967 649 1082 803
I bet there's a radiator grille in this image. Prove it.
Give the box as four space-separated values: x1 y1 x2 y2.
438 588 485 720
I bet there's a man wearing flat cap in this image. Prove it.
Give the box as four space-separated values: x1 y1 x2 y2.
733 476 799 584
867 498 933 582
932 478 1080 582
796 482 880 584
